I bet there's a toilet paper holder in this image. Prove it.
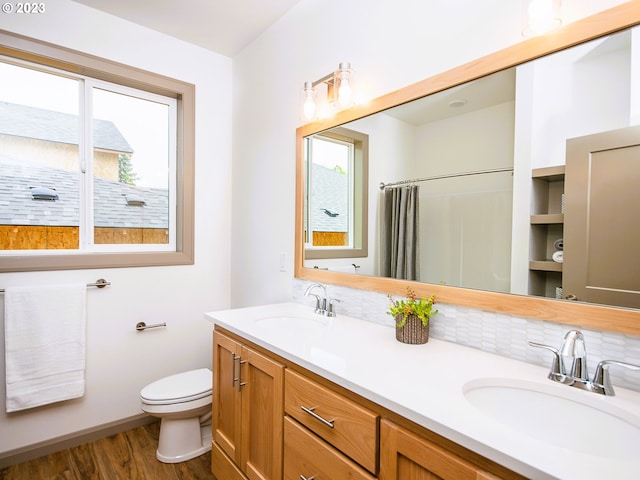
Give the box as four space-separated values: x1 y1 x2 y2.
136 321 167 331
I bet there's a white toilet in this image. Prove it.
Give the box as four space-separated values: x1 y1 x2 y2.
140 368 213 463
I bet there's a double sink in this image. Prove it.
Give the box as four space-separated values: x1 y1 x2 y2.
208 302 640 478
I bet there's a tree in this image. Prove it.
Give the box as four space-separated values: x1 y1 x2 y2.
118 154 139 185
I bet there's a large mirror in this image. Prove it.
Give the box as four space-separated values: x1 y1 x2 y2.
295 2 640 335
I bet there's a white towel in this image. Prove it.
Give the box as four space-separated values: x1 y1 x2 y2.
4 283 87 412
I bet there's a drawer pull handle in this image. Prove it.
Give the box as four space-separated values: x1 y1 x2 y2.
300 476 315 480
301 405 335 428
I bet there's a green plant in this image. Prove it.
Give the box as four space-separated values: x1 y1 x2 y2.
387 286 438 327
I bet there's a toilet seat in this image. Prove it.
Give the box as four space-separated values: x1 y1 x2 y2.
141 368 212 405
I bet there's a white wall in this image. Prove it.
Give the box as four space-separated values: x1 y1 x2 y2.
528 34 631 170
0 0 232 456
231 0 629 307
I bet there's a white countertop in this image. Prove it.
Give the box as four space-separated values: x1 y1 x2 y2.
205 302 640 480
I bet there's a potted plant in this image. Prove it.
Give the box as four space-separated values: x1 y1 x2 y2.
387 287 438 344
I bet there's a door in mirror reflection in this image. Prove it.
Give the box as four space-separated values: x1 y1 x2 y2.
564 125 640 308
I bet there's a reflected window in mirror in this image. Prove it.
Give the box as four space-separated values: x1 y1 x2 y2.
304 127 368 259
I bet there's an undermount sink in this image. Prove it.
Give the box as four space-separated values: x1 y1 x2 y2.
463 378 640 460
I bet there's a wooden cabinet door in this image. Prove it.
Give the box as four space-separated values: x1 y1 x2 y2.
213 332 242 464
380 420 499 480
240 345 284 480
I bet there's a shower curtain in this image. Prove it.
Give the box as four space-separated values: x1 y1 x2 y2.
379 185 420 280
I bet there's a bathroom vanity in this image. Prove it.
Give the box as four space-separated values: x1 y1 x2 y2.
205 303 640 480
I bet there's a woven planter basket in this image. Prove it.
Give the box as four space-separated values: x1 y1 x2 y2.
395 314 429 344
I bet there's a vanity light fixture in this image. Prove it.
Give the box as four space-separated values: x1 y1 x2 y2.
302 62 354 121
523 0 562 37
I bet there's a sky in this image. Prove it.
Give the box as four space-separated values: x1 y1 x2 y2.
0 60 170 188
310 135 349 172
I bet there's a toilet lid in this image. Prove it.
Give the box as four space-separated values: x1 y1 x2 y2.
141 368 212 405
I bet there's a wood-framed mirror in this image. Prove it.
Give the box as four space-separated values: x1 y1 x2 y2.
295 1 640 336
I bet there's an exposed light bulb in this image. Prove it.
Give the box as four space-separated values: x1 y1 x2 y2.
338 79 352 106
524 0 561 36
336 62 353 107
529 0 553 17
303 81 317 121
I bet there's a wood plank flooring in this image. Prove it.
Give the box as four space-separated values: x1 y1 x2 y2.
0 422 216 480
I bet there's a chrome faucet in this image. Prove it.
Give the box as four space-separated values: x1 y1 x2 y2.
304 283 339 317
559 330 589 381
529 330 640 396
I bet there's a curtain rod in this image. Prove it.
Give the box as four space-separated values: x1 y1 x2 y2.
0 278 110 294
379 167 513 190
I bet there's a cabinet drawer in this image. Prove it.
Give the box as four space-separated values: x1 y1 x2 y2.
285 369 378 474
284 416 376 480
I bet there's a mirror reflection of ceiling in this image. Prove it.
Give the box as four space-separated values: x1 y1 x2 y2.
303 26 639 310
384 68 516 126
381 28 629 126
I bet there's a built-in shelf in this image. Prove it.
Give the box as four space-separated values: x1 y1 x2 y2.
529 260 563 272
530 213 564 224
532 165 565 182
529 166 565 297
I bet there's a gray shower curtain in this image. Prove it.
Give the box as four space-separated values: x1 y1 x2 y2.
380 185 420 280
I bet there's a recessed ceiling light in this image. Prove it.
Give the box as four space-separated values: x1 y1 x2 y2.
448 99 468 108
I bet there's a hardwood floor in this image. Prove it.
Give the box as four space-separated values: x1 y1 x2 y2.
0 422 216 480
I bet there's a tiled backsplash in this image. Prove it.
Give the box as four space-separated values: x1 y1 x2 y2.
292 279 640 392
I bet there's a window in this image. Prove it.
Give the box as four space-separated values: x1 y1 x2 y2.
0 32 194 272
304 127 368 259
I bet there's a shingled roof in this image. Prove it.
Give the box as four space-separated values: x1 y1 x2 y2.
0 160 168 229
0 101 134 153
310 164 348 233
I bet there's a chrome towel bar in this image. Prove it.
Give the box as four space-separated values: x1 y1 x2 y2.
0 278 110 294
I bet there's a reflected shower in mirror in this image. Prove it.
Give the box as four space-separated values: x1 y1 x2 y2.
379 184 420 281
